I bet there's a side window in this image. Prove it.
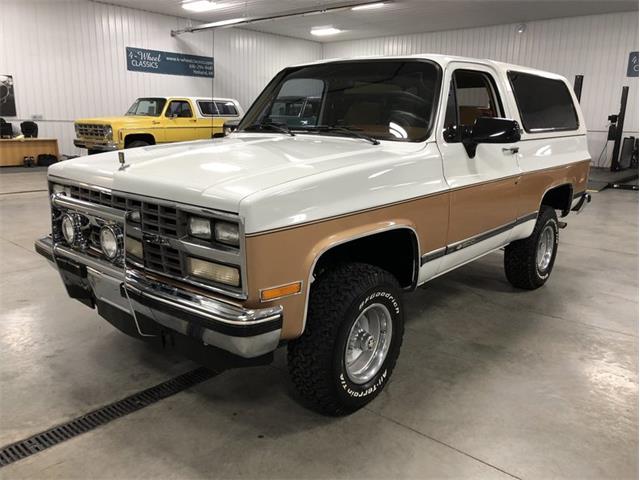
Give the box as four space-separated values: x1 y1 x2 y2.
165 101 193 118
197 101 218 116
215 101 238 116
508 71 578 132
443 70 503 142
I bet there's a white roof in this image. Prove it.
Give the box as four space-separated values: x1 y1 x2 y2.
164 96 240 103
291 53 568 82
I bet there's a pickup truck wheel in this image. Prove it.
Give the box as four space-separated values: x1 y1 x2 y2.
287 263 404 415
504 206 559 289
126 140 150 148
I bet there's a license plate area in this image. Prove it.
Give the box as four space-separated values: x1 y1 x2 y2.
56 256 95 308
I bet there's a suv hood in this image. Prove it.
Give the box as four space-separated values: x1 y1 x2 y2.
48 133 424 213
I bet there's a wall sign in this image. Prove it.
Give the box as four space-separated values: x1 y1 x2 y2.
627 51 638 77
126 47 214 78
0 74 17 116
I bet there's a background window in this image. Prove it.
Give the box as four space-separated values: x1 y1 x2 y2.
165 101 192 118
508 72 578 132
215 101 238 115
198 101 217 116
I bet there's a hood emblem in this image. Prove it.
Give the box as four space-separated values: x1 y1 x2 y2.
118 151 130 171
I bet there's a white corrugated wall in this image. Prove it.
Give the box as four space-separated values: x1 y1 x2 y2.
323 12 639 166
0 0 321 155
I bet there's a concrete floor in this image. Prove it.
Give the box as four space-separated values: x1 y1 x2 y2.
0 169 637 479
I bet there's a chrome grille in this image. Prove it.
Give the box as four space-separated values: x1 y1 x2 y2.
143 243 183 277
52 182 246 298
76 123 109 139
141 203 179 238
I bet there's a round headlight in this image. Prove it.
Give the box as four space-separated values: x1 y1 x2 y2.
100 225 122 260
61 214 76 244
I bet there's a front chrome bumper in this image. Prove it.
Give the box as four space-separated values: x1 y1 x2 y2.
73 139 118 152
34 236 282 358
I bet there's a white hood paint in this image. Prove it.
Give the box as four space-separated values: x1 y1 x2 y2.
49 133 446 234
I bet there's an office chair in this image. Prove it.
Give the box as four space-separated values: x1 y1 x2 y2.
21 121 38 138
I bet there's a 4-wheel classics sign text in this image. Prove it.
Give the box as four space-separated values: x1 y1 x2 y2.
126 47 214 78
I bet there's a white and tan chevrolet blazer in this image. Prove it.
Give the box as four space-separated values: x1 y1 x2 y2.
36 54 591 414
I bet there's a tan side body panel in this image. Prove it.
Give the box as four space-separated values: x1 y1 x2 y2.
243 159 590 339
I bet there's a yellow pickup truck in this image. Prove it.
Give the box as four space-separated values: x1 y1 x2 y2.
74 96 243 154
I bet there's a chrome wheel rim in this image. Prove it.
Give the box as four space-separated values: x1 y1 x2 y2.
344 303 393 384
536 224 555 272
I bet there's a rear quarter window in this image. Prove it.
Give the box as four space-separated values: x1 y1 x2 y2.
507 71 579 133
197 100 217 116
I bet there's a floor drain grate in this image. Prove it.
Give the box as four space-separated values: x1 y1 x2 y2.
0 366 216 468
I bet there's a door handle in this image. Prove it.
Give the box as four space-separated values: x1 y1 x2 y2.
502 146 519 155
151 121 160 125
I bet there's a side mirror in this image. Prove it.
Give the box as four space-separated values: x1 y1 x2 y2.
462 117 521 158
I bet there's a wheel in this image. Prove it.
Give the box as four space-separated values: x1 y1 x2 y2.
126 140 149 148
504 205 559 289
287 263 404 415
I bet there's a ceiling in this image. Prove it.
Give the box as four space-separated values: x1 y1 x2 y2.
101 0 639 42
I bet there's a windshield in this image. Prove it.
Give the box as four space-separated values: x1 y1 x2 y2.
125 98 167 116
238 60 440 142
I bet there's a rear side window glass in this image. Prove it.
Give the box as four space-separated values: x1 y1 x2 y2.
508 72 578 132
198 101 218 116
215 101 238 115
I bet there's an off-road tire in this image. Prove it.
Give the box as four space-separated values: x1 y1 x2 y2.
126 140 150 149
504 205 559 289
287 263 404 416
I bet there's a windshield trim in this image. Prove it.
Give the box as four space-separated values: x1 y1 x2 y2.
237 58 442 143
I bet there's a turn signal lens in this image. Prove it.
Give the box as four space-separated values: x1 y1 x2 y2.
186 257 240 287
260 281 302 302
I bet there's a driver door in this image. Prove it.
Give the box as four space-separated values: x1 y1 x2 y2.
162 99 197 143
436 63 522 273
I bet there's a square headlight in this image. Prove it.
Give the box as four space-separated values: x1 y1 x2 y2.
214 221 240 246
188 217 212 239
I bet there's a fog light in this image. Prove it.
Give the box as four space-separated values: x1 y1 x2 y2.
61 214 77 244
99 225 122 260
186 257 240 287
125 236 143 259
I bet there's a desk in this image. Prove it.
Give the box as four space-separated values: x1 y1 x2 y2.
0 138 59 167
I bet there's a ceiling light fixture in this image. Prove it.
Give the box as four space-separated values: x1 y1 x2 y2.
351 2 387 11
310 26 343 36
204 17 247 27
182 1 220 13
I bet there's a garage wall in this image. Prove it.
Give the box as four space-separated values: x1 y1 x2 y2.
0 0 321 156
323 12 639 167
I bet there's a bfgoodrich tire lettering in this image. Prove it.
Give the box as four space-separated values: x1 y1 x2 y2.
287 263 404 415
504 205 559 289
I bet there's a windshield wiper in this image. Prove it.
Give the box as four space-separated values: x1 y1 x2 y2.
292 125 379 145
244 120 295 136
